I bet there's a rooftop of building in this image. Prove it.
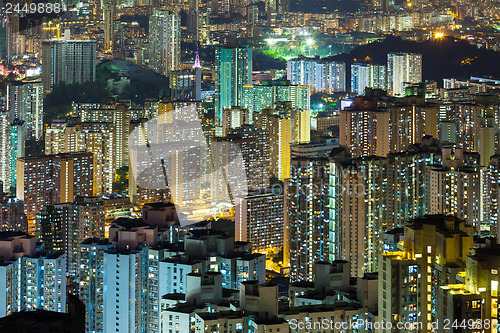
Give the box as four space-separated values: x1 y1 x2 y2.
280 302 362 315
19 151 92 161
161 254 205 265
406 215 473 237
297 288 339 300
241 280 277 287
252 316 289 325
187 229 230 239
111 217 154 230
161 293 185 301
143 202 176 210
361 272 378 280
289 280 315 289
225 252 265 260
80 238 110 246
385 228 404 235
469 238 500 261
0 309 77 332
0 231 32 241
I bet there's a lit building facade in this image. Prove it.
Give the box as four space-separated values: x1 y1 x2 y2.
0 197 26 232
65 122 115 195
16 153 94 224
41 39 96 95
379 215 475 332
215 125 270 191
241 80 310 115
148 9 181 76
288 156 330 282
287 57 346 93
427 147 481 229
235 189 284 254
215 45 253 126
340 95 439 158
351 63 387 95
387 52 422 97
6 80 43 140
0 232 66 318
80 221 265 333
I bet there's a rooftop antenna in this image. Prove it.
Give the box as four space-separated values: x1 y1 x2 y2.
193 48 202 70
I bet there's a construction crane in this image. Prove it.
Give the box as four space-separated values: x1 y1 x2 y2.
140 120 172 204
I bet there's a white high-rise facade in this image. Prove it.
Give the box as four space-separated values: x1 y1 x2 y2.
287 57 346 93
148 10 181 76
387 52 422 96
351 63 387 95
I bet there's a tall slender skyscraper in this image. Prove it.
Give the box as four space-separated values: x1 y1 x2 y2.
148 10 181 76
0 111 10 194
288 155 330 282
6 80 43 140
387 52 422 96
215 45 253 127
103 2 114 52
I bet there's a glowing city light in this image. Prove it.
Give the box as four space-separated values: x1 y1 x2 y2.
434 32 445 39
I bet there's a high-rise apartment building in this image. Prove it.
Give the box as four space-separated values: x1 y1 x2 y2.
0 112 25 196
0 232 66 317
329 148 387 277
267 103 310 181
36 197 105 277
427 147 481 228
379 215 475 332
221 106 251 136
0 197 26 232
287 57 346 93
438 239 500 332
16 153 94 224
6 80 43 139
242 80 310 115
235 189 284 254
445 96 500 166
103 1 114 52
351 63 387 95
288 155 330 282
215 125 270 191
211 0 231 15
148 10 181 76
9 119 25 195
0 111 11 194
483 155 500 236
64 122 115 195
269 114 291 181
329 141 441 277
339 97 390 158
387 52 422 96
41 39 96 95
0 115 25 196
80 219 265 333
215 45 253 126
340 94 439 158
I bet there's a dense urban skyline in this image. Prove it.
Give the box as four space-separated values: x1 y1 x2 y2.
0 0 499 332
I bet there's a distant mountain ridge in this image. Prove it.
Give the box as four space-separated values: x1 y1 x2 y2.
329 35 500 85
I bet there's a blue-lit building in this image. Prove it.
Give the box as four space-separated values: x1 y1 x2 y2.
214 45 253 128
